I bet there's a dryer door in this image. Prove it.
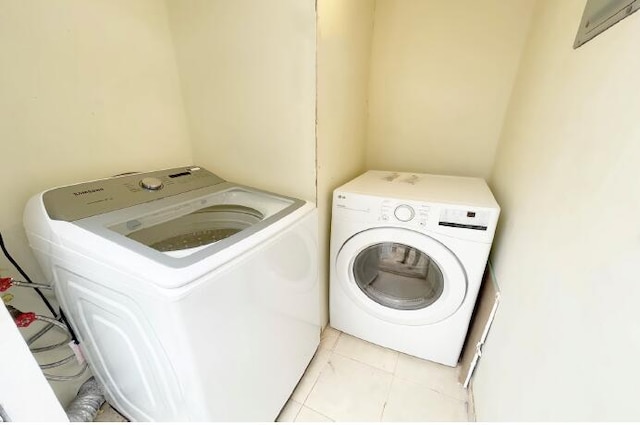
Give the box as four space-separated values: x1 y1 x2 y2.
335 227 466 325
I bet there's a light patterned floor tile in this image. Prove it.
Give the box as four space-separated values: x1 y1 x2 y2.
291 348 331 403
305 352 393 422
467 383 477 421
277 399 303 422
94 403 127 422
319 327 341 351
381 377 468 422
295 406 333 422
395 353 467 401
334 333 399 373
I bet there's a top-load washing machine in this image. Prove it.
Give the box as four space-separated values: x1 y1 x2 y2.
23 166 320 421
330 171 499 366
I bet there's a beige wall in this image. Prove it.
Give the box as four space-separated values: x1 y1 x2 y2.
474 0 640 420
166 0 317 202
0 0 192 406
317 0 376 327
366 0 535 178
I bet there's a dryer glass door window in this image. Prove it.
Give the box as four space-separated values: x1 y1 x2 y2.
353 243 444 310
336 227 466 325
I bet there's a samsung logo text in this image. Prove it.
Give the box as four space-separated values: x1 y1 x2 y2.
73 188 104 196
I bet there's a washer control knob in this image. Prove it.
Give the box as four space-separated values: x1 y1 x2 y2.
394 204 415 222
140 177 163 191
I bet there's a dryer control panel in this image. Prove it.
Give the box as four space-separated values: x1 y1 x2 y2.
438 208 491 231
333 191 499 243
379 200 430 228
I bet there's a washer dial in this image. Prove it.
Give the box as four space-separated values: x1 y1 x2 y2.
140 177 163 191
394 204 415 222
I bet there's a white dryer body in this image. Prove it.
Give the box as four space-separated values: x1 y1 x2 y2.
329 171 499 366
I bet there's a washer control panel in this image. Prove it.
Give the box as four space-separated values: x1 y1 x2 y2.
42 166 226 222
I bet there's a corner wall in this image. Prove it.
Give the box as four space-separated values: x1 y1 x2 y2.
165 0 317 202
474 0 640 420
317 0 376 327
366 0 535 178
0 0 192 406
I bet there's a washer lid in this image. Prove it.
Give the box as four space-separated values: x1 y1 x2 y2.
336 227 467 325
124 203 265 253
74 183 305 267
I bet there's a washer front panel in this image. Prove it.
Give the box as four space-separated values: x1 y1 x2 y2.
336 227 467 325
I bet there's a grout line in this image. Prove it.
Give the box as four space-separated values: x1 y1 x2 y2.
290 347 328 405
329 350 395 376
298 405 336 422
331 336 399 374
332 330 345 349
298 350 333 405
300 375 320 405
391 350 400 375
319 328 341 351
379 374 396 421
467 382 477 422
313 351 395 421
287 400 304 423
392 375 468 404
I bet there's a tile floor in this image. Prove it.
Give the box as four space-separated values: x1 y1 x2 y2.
94 404 127 422
277 327 472 422
95 326 473 422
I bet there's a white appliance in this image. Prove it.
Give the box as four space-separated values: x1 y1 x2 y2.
23 166 320 421
330 171 499 366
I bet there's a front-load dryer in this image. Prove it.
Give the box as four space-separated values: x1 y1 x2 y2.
330 170 499 366
23 166 320 421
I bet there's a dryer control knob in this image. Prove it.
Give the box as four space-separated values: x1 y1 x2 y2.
140 177 163 191
394 204 415 222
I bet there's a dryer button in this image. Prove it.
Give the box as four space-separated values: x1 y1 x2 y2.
394 205 415 222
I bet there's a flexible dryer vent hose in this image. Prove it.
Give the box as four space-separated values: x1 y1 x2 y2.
65 377 105 422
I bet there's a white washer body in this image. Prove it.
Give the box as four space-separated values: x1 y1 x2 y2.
23 166 320 421
330 171 499 366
